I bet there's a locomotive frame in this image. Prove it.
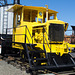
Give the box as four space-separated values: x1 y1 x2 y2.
1 4 75 71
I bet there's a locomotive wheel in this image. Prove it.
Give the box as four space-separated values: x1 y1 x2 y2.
20 50 27 62
26 68 30 73
26 65 30 73
31 71 37 75
1 40 7 56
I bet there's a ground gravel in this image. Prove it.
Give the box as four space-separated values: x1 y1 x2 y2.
0 60 30 75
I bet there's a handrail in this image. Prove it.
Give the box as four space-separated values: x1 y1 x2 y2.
43 34 51 52
43 27 51 65
43 27 51 41
43 35 51 49
43 26 51 52
26 35 33 49
25 43 32 67
26 26 33 44
6 25 33 44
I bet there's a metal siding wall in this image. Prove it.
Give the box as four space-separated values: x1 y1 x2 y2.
0 5 13 34
0 8 1 34
0 7 3 34
8 5 13 34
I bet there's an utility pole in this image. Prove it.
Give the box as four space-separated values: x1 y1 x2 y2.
4 0 7 4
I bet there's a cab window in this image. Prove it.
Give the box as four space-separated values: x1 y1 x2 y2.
23 9 37 22
15 9 22 27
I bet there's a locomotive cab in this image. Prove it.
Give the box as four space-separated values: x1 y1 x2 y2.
5 4 75 70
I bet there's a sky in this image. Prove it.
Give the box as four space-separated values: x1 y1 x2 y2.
20 0 75 35
20 0 75 25
6 0 75 35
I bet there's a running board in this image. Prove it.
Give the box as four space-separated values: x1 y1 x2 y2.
30 64 75 71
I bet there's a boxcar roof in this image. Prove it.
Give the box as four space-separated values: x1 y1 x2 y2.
7 4 58 14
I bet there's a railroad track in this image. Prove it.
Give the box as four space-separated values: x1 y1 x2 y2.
57 70 75 75
0 55 75 75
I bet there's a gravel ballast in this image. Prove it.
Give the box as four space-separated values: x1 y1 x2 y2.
0 60 30 75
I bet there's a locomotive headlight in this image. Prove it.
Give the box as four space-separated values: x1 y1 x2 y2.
72 48 74 50
68 47 74 51
68 47 70 51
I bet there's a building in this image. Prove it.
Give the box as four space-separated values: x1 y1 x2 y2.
0 0 20 46
0 0 20 34
64 35 71 43
71 26 75 44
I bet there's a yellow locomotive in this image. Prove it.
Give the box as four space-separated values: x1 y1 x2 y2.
2 4 75 71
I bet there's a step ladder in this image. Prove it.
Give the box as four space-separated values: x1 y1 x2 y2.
25 44 48 68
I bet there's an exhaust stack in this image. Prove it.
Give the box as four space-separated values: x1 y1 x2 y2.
14 0 20 4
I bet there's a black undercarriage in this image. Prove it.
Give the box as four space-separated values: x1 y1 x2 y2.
1 35 75 71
